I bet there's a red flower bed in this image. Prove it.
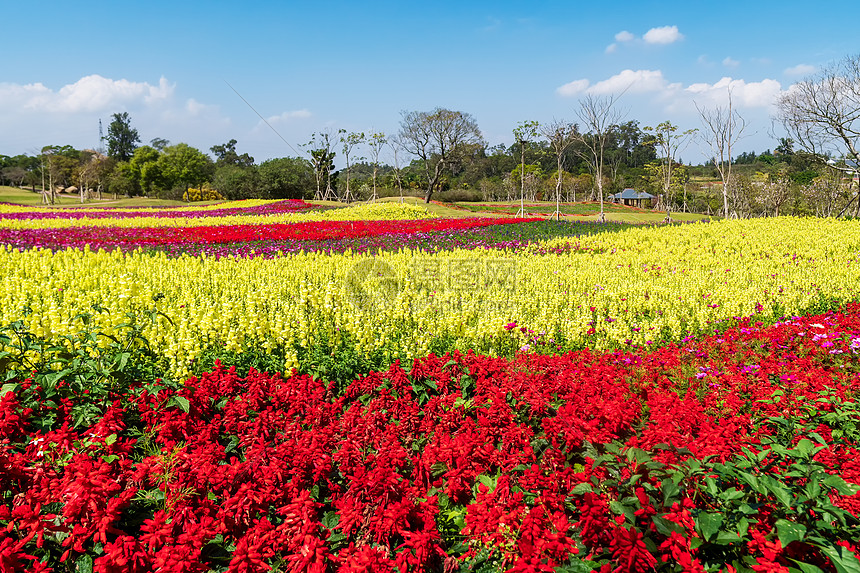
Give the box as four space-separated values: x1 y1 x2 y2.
0 217 540 250
3 308 860 570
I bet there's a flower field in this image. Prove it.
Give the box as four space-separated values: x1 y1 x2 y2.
1 200 860 571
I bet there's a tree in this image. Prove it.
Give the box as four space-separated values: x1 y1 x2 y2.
643 121 696 219
150 137 170 152
697 90 747 218
105 112 140 162
540 119 578 220
257 158 314 199
129 146 163 196
573 94 626 222
366 131 386 201
513 120 539 217
304 131 337 201
213 164 260 200
398 108 484 203
39 145 80 204
74 150 111 202
107 162 138 199
388 136 406 202
760 173 793 216
157 143 214 198
339 130 364 203
776 54 860 216
210 139 255 167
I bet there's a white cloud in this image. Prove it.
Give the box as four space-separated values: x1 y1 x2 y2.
643 25 683 45
722 57 740 68
0 75 174 114
615 30 634 42
686 77 782 108
587 69 677 95
557 69 782 110
267 109 312 124
185 98 219 117
605 43 617 54
784 63 816 77
556 78 590 96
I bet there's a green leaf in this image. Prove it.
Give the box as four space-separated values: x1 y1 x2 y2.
105 433 117 446
696 512 724 542
117 352 129 372
822 474 860 496
0 382 18 396
790 561 826 573
662 479 680 506
477 474 497 491
322 511 340 530
775 519 806 547
171 395 190 413
715 531 743 545
817 545 860 573
795 439 815 458
719 487 746 501
761 476 794 508
43 369 70 390
609 500 635 524
735 471 760 491
652 515 685 536
76 553 94 573
327 532 347 546
570 483 593 495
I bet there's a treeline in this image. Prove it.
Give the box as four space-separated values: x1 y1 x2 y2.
0 111 855 217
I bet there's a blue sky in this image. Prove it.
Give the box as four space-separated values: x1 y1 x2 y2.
2 0 858 165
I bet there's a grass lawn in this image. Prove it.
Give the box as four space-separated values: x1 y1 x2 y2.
0 186 220 208
0 186 713 222
450 200 713 223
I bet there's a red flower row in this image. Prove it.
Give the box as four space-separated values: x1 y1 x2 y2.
0 217 540 249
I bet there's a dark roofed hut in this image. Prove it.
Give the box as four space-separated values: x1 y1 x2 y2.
609 188 656 208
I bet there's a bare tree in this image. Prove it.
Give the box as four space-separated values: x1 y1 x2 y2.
802 172 844 216
696 90 748 218
643 121 696 221
776 54 860 215
339 130 364 203
513 120 539 217
573 94 626 223
366 131 386 202
398 108 484 203
540 119 578 220
304 130 337 201
760 173 793 216
388 136 406 202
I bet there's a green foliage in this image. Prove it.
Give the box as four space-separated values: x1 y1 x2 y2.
106 112 140 162
210 139 254 167
257 157 314 199
213 164 260 199
580 396 860 571
0 303 171 431
157 143 215 193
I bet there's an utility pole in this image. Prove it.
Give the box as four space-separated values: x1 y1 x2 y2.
98 119 105 154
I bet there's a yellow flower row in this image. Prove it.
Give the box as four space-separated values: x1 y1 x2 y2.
0 202 435 229
0 198 279 214
0 217 857 380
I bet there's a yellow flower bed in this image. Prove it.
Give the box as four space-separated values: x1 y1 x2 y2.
1 218 858 379
0 202 435 229
0 198 277 214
